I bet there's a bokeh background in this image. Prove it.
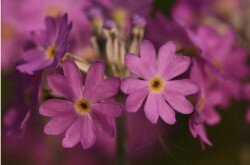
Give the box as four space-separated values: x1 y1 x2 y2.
2 0 250 164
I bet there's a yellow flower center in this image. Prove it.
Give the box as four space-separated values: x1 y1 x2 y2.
2 23 15 40
150 76 165 93
46 6 62 17
112 8 127 27
75 98 91 115
197 96 205 112
46 45 57 59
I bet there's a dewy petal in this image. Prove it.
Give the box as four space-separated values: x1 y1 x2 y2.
165 79 199 95
163 90 194 114
91 101 122 118
47 74 76 101
144 94 160 124
157 41 176 74
140 40 157 72
92 112 115 138
121 77 148 94
158 95 176 125
162 55 191 80
62 119 81 148
39 99 75 117
89 77 120 102
44 114 76 135
63 60 83 100
80 115 96 149
83 61 104 98
125 54 153 80
125 88 149 113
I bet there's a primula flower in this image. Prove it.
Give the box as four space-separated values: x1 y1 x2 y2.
4 72 41 137
146 12 192 50
189 59 221 149
121 40 199 124
17 13 72 74
39 60 122 149
189 112 212 150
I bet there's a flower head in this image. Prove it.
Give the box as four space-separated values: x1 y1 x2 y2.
121 40 199 124
17 13 72 74
39 60 122 149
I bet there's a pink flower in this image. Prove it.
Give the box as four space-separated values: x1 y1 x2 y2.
39 60 122 149
17 14 72 74
189 112 212 150
121 40 199 124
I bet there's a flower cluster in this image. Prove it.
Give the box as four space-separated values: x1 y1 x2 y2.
2 0 250 162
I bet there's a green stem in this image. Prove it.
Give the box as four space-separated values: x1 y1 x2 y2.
116 111 128 165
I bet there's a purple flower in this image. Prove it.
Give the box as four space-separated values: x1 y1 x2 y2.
189 59 222 149
146 12 192 50
17 13 72 74
190 59 221 125
4 72 41 137
90 0 153 18
121 40 199 124
189 112 212 150
39 60 122 149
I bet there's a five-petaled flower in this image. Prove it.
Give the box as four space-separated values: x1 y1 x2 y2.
17 13 72 74
39 60 122 149
121 40 199 124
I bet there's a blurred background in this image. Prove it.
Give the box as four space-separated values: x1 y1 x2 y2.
2 0 250 164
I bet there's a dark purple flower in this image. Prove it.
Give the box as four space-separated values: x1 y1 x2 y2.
17 13 72 74
4 72 41 137
146 12 192 50
39 60 122 149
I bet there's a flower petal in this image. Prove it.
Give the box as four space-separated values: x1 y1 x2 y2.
144 94 160 124
163 91 194 114
162 55 191 80
83 61 104 98
158 95 176 125
165 79 199 95
157 41 176 74
62 119 81 148
121 77 148 94
22 49 45 62
203 108 221 126
89 77 120 102
63 60 83 100
189 119 212 149
39 99 75 117
91 101 123 118
125 88 148 113
92 112 115 138
44 114 76 135
47 73 76 101
125 54 153 80
80 115 96 149
140 40 156 72
17 50 53 75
